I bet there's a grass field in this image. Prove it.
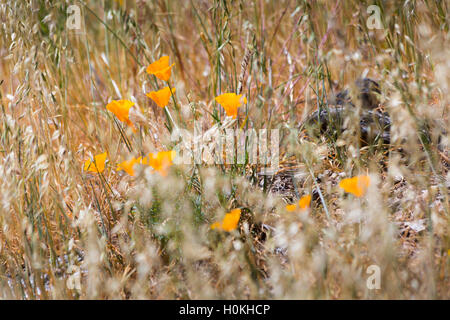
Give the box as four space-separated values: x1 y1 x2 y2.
0 0 448 299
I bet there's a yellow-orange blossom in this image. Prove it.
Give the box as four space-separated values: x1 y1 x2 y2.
215 93 247 118
285 194 311 212
211 209 241 232
146 56 174 81
106 100 136 130
339 175 371 197
117 150 176 177
83 152 107 173
146 87 176 108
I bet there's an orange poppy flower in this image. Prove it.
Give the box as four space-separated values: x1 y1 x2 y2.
285 204 297 212
146 56 175 81
339 175 371 197
116 157 142 176
146 150 176 176
106 100 135 129
222 209 242 231
210 208 241 232
215 93 247 118
210 222 222 230
117 151 175 177
146 87 176 108
298 194 312 210
285 194 311 212
83 152 107 173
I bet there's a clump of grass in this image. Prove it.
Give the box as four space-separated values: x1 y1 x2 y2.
0 0 448 299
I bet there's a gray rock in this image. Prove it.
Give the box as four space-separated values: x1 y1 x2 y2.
299 78 391 145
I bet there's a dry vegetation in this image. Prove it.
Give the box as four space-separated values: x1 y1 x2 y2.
0 0 448 299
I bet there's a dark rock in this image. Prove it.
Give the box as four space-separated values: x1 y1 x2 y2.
299 78 391 146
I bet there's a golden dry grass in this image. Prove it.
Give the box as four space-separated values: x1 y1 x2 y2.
0 0 448 299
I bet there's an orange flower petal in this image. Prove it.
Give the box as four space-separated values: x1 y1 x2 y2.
221 208 241 232
339 175 371 197
146 56 169 73
146 150 175 176
146 56 174 81
118 151 175 177
298 194 311 210
84 152 107 173
286 204 297 212
154 64 174 81
106 100 136 129
215 93 246 118
146 87 175 108
117 157 140 176
211 209 241 232
210 222 221 230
